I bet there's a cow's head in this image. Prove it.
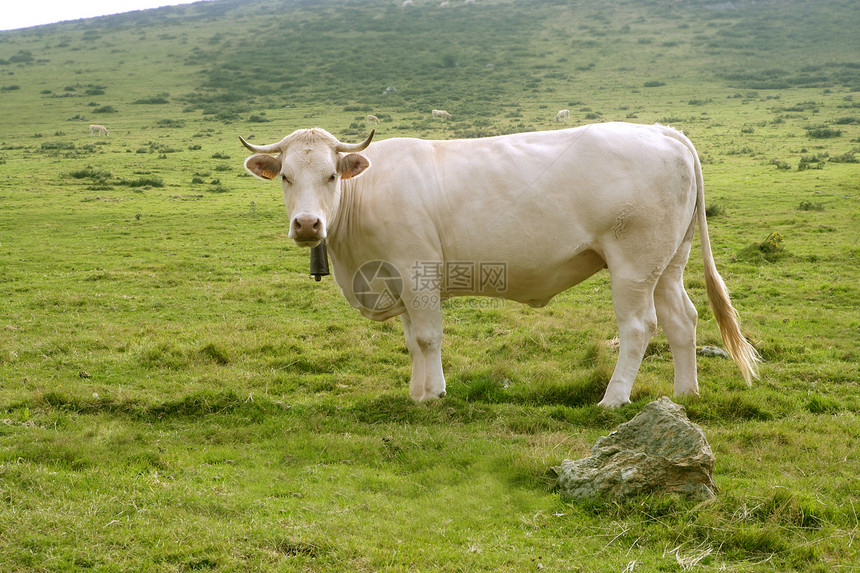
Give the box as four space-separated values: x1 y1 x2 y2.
240 128 373 247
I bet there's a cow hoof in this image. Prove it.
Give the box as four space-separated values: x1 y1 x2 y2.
414 390 446 402
598 397 630 409
673 389 700 399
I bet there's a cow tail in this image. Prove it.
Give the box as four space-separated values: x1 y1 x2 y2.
663 126 761 385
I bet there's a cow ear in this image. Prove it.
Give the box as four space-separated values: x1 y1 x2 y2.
244 154 282 181
338 153 370 180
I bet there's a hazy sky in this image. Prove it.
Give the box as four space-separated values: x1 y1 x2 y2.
0 0 205 31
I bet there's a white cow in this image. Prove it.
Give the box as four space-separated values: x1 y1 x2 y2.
240 123 759 407
432 109 452 119
89 124 109 136
555 109 570 122
366 114 380 125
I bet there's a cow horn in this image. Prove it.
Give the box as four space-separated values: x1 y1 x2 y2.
239 135 288 154
336 130 374 153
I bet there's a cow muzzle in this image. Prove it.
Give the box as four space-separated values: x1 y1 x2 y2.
291 213 325 246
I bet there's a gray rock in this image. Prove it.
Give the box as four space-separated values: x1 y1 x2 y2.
554 397 716 501
697 345 730 359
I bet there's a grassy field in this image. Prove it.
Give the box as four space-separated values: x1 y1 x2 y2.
1 0 858 570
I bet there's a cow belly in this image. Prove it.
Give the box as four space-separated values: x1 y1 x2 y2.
441 248 606 307
508 248 607 306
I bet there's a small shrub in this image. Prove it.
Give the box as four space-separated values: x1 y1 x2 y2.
770 158 792 170
70 167 112 182
120 176 164 188
93 105 117 114
343 105 371 112
798 201 825 212
798 154 826 170
40 141 75 150
705 203 724 217
134 96 170 104
738 232 787 263
834 116 858 125
782 101 819 112
805 127 842 139
156 119 185 128
829 152 857 164
759 231 784 254
9 50 34 63
211 152 230 159
643 80 666 88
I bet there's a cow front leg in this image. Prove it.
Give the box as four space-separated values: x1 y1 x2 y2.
400 312 426 401
400 304 446 401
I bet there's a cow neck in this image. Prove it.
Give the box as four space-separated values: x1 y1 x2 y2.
326 176 361 263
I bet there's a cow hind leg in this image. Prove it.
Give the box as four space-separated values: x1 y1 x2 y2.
598 276 659 408
654 256 699 398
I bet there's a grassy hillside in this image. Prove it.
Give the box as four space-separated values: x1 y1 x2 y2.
1 0 858 570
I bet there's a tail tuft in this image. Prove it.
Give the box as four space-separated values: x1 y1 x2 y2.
704 261 761 385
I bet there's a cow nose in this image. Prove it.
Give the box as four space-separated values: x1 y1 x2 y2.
292 214 323 239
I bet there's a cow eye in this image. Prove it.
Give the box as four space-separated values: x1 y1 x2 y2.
328 173 337 182
282 175 292 185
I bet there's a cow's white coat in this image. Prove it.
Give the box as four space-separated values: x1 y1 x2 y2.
241 123 759 407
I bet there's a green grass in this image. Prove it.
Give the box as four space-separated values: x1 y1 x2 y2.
1 0 859 570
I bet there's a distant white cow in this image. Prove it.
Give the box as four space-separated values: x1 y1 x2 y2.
239 123 760 408
440 1 450 7
432 109 452 120
402 0 413 6
89 124 109 137
555 109 570 122
366 115 380 125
